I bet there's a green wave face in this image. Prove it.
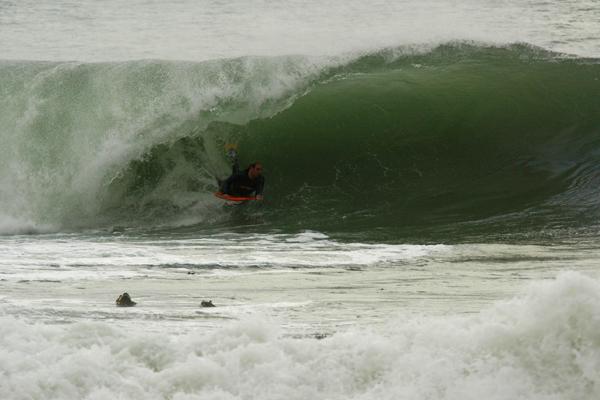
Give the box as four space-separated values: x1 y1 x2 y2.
233 45 600 239
2 44 600 240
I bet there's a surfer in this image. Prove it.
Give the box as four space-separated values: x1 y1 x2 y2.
218 148 265 200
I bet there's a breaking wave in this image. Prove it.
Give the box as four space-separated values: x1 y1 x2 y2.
1 43 600 239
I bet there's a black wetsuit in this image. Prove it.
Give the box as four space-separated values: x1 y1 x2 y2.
220 161 264 197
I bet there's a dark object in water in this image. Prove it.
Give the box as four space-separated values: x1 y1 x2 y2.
201 300 215 307
116 292 137 307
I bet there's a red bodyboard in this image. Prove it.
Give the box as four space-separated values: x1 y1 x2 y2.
214 192 256 202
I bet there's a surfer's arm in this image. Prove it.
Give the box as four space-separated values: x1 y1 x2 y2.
231 157 239 175
227 147 239 175
221 174 236 194
255 177 264 200
221 170 246 194
220 152 240 194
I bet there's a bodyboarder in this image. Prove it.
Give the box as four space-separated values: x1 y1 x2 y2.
217 146 264 200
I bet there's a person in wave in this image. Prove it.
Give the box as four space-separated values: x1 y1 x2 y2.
218 146 265 200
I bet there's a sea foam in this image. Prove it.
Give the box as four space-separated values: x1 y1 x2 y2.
1 271 598 399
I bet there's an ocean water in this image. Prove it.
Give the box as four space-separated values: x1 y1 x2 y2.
1 1 600 399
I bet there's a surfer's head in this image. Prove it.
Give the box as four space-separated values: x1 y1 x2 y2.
248 162 263 179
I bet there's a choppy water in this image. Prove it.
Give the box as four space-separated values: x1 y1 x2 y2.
1 1 600 399
2 231 600 399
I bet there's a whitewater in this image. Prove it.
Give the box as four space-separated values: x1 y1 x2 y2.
1 1 600 399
